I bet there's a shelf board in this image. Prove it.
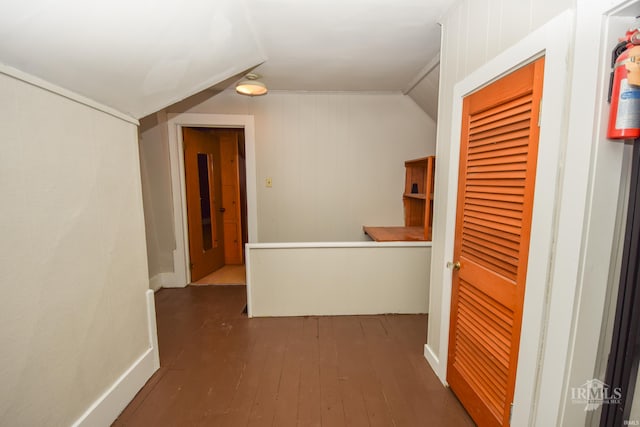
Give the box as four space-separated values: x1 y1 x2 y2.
363 226 427 242
404 157 429 167
403 192 427 200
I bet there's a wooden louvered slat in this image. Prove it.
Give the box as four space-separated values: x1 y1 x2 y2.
454 349 504 420
464 209 522 228
468 129 530 148
455 333 508 405
470 101 533 130
464 215 521 236
463 209 523 226
460 279 514 327
455 336 507 408
448 57 544 427
462 233 519 259
469 111 532 136
465 197 524 213
460 249 518 281
456 322 509 376
470 94 534 123
465 208 523 226
468 120 531 142
456 301 511 372
467 161 527 173
457 305 511 359
469 134 527 150
455 340 505 402
468 145 528 161
465 203 522 225
463 230 519 251
463 221 521 244
463 230 520 257
456 322 510 380
467 170 527 181
454 278 514 421
466 185 524 196
466 153 528 168
466 190 524 203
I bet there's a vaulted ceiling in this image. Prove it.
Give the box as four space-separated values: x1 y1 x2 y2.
0 0 452 119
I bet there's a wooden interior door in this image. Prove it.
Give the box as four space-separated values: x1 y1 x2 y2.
183 127 225 281
447 57 545 426
218 129 244 265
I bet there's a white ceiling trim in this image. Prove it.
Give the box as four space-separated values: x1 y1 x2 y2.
0 62 138 125
404 53 441 95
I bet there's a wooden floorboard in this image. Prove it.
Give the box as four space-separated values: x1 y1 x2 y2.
297 317 322 427
113 286 474 427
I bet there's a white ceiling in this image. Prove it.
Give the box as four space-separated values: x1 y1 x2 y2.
0 0 452 119
245 0 450 92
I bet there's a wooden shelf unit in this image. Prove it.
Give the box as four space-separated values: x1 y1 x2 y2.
403 156 435 240
363 156 435 242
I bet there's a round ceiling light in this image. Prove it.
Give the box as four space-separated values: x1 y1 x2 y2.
235 73 268 96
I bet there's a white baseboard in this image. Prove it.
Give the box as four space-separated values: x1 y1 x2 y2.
149 272 187 289
71 290 160 427
146 289 160 370
424 344 447 386
149 274 163 291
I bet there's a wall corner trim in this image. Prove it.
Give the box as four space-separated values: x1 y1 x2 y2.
71 290 159 427
146 289 161 371
0 62 138 125
149 272 184 289
424 344 446 385
149 274 163 291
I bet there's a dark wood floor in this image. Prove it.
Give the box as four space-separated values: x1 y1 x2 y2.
113 286 474 426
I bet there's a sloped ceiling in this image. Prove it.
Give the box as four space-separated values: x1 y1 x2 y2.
0 0 266 118
0 0 451 119
244 0 449 92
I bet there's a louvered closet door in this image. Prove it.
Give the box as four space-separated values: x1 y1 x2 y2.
447 57 544 427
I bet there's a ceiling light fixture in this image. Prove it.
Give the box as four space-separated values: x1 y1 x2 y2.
235 73 268 96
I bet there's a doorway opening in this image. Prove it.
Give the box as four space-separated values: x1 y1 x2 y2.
183 127 248 285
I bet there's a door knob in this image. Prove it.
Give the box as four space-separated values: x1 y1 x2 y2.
447 261 461 271
219 207 226 213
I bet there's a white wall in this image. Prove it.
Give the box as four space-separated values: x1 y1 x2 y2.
427 0 574 424
247 242 430 317
140 90 436 279
427 0 573 364
428 0 640 426
0 69 154 426
562 4 640 426
139 111 175 279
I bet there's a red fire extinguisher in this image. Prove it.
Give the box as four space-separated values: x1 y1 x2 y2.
608 20 640 140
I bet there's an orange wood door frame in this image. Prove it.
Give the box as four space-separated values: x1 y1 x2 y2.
183 127 225 281
447 57 545 426
218 129 244 265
